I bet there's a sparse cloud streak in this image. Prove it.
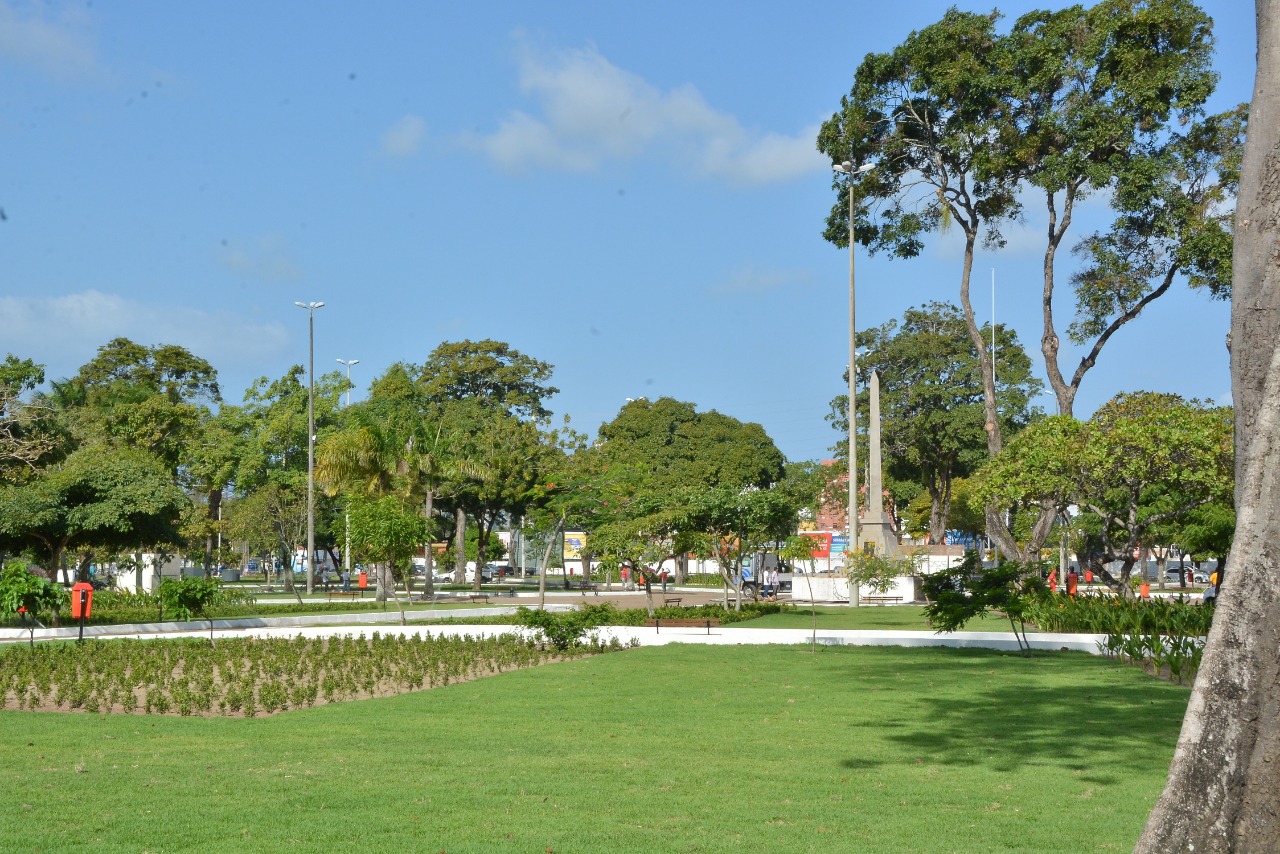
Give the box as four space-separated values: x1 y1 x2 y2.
712 265 814 296
462 38 825 185
216 233 303 283
382 114 426 157
0 1 98 81
0 290 291 390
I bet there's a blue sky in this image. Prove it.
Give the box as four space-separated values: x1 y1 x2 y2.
0 1 1256 463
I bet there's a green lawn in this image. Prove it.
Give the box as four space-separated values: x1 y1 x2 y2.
1 643 1182 853
737 604 1025 632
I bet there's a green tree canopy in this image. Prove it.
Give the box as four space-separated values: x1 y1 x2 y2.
830 302 1042 541
408 339 559 421
819 0 1223 564
974 393 1232 593
596 397 785 494
0 446 187 580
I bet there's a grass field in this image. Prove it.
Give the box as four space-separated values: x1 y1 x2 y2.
0 643 1183 853
736 604 1022 632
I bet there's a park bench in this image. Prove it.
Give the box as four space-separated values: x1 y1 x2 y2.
468 594 491 604
861 595 904 606
644 617 720 635
576 582 600 595
326 589 361 600
663 597 683 607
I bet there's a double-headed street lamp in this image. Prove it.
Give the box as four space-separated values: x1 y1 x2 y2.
336 358 360 407
833 160 874 567
295 300 325 594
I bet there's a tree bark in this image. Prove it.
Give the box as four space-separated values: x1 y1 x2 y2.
453 508 466 584
1138 6 1280 849
422 491 435 599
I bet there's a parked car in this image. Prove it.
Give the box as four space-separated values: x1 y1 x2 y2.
1163 568 1210 584
463 565 495 584
485 563 516 581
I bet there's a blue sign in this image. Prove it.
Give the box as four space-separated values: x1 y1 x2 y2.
944 531 981 549
831 535 849 554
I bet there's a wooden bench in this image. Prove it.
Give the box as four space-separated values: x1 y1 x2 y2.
663 597 683 607
644 618 720 635
468 594 491 604
576 582 600 596
326 589 361 600
861 595 904 606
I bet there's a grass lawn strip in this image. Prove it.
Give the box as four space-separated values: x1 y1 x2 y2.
1 644 1185 853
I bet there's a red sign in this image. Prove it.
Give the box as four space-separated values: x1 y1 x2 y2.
801 532 833 559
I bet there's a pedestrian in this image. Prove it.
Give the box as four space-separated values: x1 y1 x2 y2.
321 567 331 591
765 566 780 600
660 569 668 593
341 568 351 592
621 565 630 591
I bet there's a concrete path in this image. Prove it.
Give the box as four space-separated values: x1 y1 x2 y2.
1 609 1110 655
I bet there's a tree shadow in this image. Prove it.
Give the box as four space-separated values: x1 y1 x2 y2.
815 647 1187 780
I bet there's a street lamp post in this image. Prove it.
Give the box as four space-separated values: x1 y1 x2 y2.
336 358 359 574
833 160 873 594
336 358 360 407
295 300 325 594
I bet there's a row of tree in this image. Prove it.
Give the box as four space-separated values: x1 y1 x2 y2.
0 337 830 613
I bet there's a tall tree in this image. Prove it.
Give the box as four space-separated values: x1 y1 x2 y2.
1007 1 1219 418
0 446 187 581
411 340 559 420
52 338 221 471
449 406 553 591
236 366 343 592
315 378 475 600
0 356 60 481
1138 4 1280 849
388 341 559 586
596 397 785 493
820 1 1224 563
829 303 1041 542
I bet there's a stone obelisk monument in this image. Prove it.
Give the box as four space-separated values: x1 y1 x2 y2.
860 370 899 556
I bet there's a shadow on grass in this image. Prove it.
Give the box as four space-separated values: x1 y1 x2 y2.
816 646 1187 780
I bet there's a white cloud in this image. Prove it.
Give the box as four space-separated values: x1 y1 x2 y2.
0 1 98 81
712 264 815 296
462 39 824 185
216 233 303 282
381 114 426 157
0 290 289 385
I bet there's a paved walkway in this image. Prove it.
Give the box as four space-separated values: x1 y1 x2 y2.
1 600 1110 656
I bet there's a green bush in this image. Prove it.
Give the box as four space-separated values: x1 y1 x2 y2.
1021 591 1213 637
0 561 66 625
157 577 220 622
1020 591 1213 683
516 605 604 649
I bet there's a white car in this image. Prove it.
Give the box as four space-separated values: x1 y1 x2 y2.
1164 568 1210 584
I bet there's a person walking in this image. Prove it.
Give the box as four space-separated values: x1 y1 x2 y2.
765 566 780 600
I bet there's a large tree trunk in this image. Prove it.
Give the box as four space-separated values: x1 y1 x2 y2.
473 514 490 592
453 508 467 584
1138 6 1280 849
422 491 435 600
